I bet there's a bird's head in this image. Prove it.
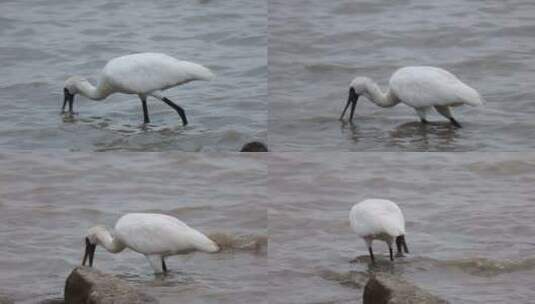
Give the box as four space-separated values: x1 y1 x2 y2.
82 225 105 267
350 77 373 96
62 76 88 114
340 77 372 121
64 76 85 95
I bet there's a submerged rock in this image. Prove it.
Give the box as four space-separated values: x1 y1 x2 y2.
64 266 158 304
363 273 448 304
0 294 13 304
240 141 268 152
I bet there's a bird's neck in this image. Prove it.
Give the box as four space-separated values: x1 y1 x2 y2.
364 81 399 108
76 80 112 101
96 230 126 253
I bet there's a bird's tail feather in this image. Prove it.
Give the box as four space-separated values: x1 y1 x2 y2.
181 61 215 81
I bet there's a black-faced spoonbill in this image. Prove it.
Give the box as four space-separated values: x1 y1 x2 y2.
63 52 215 125
82 213 220 274
340 66 485 128
349 199 409 263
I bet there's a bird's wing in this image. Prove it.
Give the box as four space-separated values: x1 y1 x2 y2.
350 200 405 237
390 67 484 108
115 214 203 255
102 53 213 94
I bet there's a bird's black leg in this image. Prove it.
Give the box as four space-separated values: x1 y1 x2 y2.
161 97 188 126
349 100 357 122
161 257 167 273
389 246 394 262
62 88 73 114
68 97 74 114
368 247 375 264
62 99 68 114
396 237 404 257
141 98 150 124
450 117 462 128
340 99 351 120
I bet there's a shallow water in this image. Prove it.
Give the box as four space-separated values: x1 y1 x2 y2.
0 0 266 151
0 153 267 304
1 153 535 303
267 153 535 303
269 0 535 151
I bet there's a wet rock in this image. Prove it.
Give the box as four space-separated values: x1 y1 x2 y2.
363 273 448 304
64 266 158 304
240 141 268 152
0 294 13 304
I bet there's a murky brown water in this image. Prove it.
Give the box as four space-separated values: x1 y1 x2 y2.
1 1 535 304
269 0 535 151
267 153 535 303
1 153 535 303
0 0 266 151
0 153 267 304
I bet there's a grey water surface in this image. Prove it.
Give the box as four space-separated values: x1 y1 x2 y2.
269 0 535 151
0 0 266 151
0 153 267 304
267 153 535 303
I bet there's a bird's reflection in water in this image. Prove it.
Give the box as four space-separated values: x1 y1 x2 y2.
116 269 195 286
340 119 361 143
388 121 460 150
61 113 78 123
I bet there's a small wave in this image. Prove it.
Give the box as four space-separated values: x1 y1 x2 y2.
316 269 368 288
304 63 358 73
73 208 104 217
38 297 64 304
1 81 49 90
466 160 535 176
219 129 243 142
440 257 535 277
169 205 215 215
208 232 267 253
299 116 340 124
70 115 185 136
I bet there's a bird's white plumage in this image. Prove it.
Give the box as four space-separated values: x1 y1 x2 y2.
86 213 219 273
345 66 485 125
389 66 485 108
114 213 219 255
63 52 214 125
349 199 405 241
101 53 215 95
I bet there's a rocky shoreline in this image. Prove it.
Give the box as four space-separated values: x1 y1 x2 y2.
64 267 157 304
363 273 448 304
2 267 449 303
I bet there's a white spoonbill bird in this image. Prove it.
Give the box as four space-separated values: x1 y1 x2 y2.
340 66 485 128
349 199 409 263
63 52 215 125
82 213 220 274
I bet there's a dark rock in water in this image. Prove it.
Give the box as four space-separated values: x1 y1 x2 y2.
64 266 158 304
240 141 268 152
363 273 448 304
0 294 13 304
